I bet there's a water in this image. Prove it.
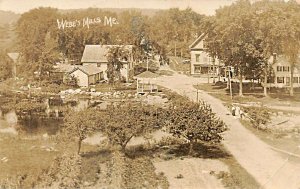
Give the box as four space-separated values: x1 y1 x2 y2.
0 94 103 136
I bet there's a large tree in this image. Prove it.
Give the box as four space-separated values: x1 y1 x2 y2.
0 51 13 80
165 100 227 154
62 108 101 154
106 46 130 84
281 1 300 96
102 103 163 153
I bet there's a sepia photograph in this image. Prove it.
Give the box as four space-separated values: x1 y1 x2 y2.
0 0 300 188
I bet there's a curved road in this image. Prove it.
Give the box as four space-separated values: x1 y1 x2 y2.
155 68 300 189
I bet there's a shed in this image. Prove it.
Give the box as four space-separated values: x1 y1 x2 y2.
69 66 104 87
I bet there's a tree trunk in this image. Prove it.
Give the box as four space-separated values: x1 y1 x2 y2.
290 64 294 96
212 57 216 83
189 140 195 155
239 66 243 97
78 139 82 154
121 144 126 154
263 61 268 97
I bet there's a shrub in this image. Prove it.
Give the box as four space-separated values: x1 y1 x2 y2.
165 100 227 154
37 154 82 189
242 106 271 130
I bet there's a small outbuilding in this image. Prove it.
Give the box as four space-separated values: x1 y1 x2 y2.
134 71 158 94
69 66 104 87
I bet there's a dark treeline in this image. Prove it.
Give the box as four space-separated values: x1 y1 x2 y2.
15 7 205 76
203 0 300 97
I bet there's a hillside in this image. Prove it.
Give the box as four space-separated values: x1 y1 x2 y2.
0 10 20 25
58 8 161 17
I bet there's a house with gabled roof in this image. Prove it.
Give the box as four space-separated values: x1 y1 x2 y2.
189 34 221 75
81 45 134 82
68 66 104 87
267 54 300 88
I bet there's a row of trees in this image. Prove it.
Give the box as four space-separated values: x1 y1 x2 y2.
16 7 205 80
203 0 300 96
63 100 226 155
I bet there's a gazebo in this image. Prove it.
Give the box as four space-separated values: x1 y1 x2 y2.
134 71 158 94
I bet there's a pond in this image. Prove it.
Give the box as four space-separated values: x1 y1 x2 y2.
0 94 97 136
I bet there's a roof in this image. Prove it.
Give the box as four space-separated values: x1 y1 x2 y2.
189 33 207 49
53 63 76 73
81 45 133 63
69 65 103 76
269 55 300 66
134 71 158 79
7 53 20 63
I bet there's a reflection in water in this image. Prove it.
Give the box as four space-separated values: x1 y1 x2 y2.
18 117 62 136
4 110 18 126
0 96 99 136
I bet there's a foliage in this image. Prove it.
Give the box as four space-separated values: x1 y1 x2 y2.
106 46 130 84
102 103 164 152
156 136 187 147
37 153 82 189
0 51 13 80
149 8 205 57
204 0 300 96
15 100 46 116
62 108 101 154
63 73 78 87
102 151 169 189
165 100 227 154
242 106 271 130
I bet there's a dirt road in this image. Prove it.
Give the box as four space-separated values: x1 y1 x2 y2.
155 68 300 189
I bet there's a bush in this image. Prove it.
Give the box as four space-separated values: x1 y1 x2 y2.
242 106 271 130
157 136 187 147
102 151 169 189
37 154 82 189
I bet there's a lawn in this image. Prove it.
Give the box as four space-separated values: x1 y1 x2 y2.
168 56 190 75
194 82 300 107
0 133 97 188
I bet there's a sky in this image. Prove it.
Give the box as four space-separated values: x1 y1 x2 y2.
0 0 238 15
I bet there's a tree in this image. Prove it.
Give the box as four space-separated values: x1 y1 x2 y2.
62 108 100 154
106 46 130 84
165 100 227 155
205 0 267 96
102 103 163 153
253 0 285 96
0 51 12 80
17 7 59 64
281 1 300 96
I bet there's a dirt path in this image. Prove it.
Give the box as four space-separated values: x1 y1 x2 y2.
155 67 300 189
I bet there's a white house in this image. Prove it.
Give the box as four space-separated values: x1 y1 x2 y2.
189 34 221 75
69 66 104 87
268 54 300 88
81 45 134 82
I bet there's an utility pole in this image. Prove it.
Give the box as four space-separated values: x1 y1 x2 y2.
147 56 149 71
197 84 199 102
227 66 233 100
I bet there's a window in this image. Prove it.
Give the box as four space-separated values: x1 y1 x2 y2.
97 63 101 67
277 66 283 72
283 66 290 72
194 65 201 73
286 77 290 86
293 77 299 83
195 54 200 62
277 77 284 83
